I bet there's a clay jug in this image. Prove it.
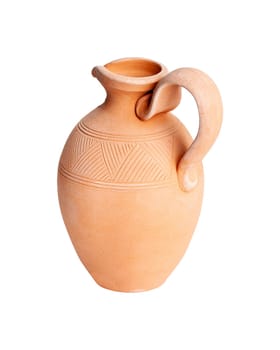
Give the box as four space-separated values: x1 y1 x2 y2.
58 58 222 292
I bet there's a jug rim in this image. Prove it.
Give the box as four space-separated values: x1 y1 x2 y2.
92 57 168 92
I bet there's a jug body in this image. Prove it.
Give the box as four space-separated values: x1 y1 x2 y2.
58 58 222 292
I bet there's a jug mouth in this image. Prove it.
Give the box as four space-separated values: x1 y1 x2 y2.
92 58 168 91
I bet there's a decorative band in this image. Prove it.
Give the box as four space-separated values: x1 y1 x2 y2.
77 120 178 141
58 165 175 190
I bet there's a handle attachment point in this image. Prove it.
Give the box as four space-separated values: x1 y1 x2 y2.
178 163 199 192
136 68 222 192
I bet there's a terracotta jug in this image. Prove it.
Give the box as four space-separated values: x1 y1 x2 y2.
58 58 222 292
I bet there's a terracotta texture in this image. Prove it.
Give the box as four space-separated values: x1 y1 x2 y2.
58 58 223 292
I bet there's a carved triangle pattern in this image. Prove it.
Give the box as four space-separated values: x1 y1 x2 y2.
112 143 169 182
60 129 94 169
101 142 135 178
60 130 173 184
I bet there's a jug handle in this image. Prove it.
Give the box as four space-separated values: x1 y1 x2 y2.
136 68 223 192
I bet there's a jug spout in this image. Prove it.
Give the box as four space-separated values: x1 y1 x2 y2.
92 57 168 93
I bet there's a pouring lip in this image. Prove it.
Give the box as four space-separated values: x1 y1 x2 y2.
92 57 168 92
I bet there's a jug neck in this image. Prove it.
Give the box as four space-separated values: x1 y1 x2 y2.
103 89 148 115
92 58 168 117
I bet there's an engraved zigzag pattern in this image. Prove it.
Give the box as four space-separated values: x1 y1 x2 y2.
141 137 173 176
101 142 135 177
61 129 94 169
72 141 110 181
113 144 166 182
61 132 173 183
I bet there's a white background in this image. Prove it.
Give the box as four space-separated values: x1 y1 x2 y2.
1 0 279 349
